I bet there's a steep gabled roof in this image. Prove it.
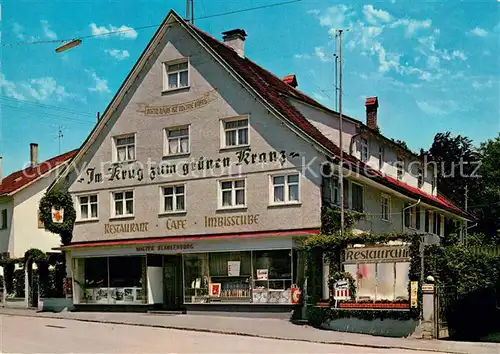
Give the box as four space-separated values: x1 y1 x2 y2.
49 10 466 218
0 149 78 197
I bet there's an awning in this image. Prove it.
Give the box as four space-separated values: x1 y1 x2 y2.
57 228 321 250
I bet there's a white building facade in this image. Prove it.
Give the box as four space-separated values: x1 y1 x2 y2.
52 11 467 312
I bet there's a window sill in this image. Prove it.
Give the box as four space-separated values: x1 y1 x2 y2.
158 211 187 217
111 159 137 166
75 218 100 224
268 202 302 208
381 218 391 223
162 152 190 160
161 86 190 95
219 144 250 153
109 215 135 221
216 206 248 212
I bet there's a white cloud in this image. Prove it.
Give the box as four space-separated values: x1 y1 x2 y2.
0 73 25 100
363 5 392 25
314 47 333 62
469 27 488 37
104 49 130 61
417 100 459 116
307 9 320 16
391 18 432 37
89 23 138 39
294 53 312 59
41 20 57 40
12 22 25 40
86 69 110 93
427 55 440 70
317 5 355 29
452 50 467 61
23 77 75 101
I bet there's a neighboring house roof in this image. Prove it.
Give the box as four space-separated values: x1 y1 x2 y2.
49 10 466 218
0 149 78 197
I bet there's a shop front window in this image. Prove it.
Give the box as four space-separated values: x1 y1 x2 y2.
78 256 146 304
344 261 410 302
182 250 293 305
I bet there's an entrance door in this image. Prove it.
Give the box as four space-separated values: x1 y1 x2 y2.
163 255 183 310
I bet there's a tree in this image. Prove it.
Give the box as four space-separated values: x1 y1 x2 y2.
427 132 482 209
472 134 500 237
391 138 409 151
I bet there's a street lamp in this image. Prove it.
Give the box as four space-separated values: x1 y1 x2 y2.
55 39 82 53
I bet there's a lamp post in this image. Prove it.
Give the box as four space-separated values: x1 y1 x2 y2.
55 39 82 53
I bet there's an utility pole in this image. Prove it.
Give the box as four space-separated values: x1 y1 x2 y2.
464 185 468 242
57 126 64 154
337 29 345 238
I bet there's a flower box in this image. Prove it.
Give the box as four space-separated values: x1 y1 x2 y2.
339 302 409 309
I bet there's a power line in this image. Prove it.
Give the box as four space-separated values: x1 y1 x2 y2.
0 96 95 117
1 1 303 47
2 104 96 126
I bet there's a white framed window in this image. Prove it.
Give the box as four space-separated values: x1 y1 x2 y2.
221 117 249 148
378 145 385 169
1 209 7 229
351 182 364 212
164 126 190 156
112 190 134 218
78 194 98 220
397 156 405 180
405 205 421 230
161 185 186 213
381 194 391 221
163 60 189 90
360 138 369 162
113 134 136 162
219 179 246 208
417 166 424 188
270 173 300 204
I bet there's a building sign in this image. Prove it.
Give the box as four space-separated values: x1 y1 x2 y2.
343 246 410 264
78 148 301 185
135 243 194 252
204 214 259 228
228 261 241 276
51 206 64 223
410 281 418 308
137 90 219 117
104 222 149 234
166 219 187 230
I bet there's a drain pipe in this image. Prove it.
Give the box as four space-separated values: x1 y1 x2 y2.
349 127 364 155
403 199 423 283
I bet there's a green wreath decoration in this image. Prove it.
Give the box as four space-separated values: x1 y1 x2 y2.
39 188 76 245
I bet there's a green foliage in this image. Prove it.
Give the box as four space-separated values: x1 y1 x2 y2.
13 269 25 297
307 307 418 327
39 187 76 245
24 249 46 263
3 263 15 295
425 242 500 339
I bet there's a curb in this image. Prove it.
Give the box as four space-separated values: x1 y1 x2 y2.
0 311 468 354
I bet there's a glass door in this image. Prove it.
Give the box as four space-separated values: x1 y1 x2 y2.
163 255 183 309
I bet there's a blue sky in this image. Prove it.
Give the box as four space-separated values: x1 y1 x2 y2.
1 0 499 175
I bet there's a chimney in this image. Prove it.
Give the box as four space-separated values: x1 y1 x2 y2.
30 143 39 168
365 96 379 130
282 74 298 88
222 29 247 58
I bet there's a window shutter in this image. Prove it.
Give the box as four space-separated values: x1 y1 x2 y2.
404 204 410 227
425 210 430 232
416 207 421 230
321 176 331 207
437 214 442 236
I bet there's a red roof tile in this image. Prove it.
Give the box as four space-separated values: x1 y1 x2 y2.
188 24 467 218
0 149 78 196
282 74 298 87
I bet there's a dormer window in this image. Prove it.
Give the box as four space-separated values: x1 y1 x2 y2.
164 60 189 91
360 138 369 162
417 166 423 188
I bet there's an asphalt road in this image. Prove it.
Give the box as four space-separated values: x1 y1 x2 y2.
0 315 433 353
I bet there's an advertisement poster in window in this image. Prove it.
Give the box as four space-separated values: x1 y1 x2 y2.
227 261 241 276
210 283 221 297
256 269 268 280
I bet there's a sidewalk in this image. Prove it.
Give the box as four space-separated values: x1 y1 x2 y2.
0 307 499 354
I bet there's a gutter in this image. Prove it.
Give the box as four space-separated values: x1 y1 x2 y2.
349 126 364 155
